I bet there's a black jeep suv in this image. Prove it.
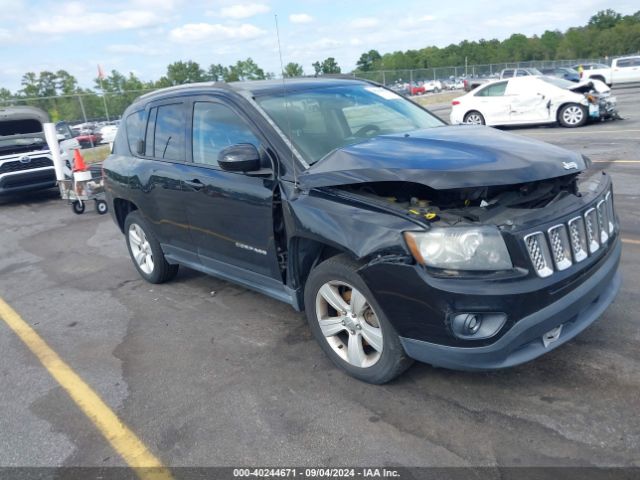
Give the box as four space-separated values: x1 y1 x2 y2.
103 78 620 383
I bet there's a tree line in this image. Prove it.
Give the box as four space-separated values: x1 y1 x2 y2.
356 9 640 71
1 9 637 122
0 56 341 122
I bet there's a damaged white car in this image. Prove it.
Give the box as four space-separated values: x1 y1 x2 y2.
450 76 617 128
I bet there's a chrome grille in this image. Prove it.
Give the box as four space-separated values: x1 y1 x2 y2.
596 200 609 244
605 191 615 234
548 225 572 271
567 216 588 262
524 189 616 277
584 208 600 254
524 232 553 278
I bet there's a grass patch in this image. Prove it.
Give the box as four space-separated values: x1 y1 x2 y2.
80 145 111 164
412 91 460 106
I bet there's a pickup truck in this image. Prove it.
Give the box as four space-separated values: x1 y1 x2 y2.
103 78 621 384
0 106 75 196
579 56 640 86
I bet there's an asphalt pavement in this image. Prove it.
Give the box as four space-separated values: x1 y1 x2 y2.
0 85 639 473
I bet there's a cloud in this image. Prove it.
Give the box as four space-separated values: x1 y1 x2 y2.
129 0 180 10
27 9 164 34
349 17 380 29
106 44 163 55
169 22 266 43
289 13 313 24
218 3 270 19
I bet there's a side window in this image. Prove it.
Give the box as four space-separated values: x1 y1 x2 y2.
154 104 185 161
516 69 528 77
616 59 632 68
630 57 640 67
125 110 145 155
192 102 259 167
502 69 514 78
476 81 508 97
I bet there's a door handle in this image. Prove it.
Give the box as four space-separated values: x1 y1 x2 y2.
185 179 204 191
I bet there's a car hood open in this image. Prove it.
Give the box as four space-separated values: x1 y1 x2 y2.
298 125 586 190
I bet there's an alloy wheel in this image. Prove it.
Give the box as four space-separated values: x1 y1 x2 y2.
465 113 483 124
562 105 584 125
128 223 154 275
315 281 383 368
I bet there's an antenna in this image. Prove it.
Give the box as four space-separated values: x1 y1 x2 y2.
274 14 298 191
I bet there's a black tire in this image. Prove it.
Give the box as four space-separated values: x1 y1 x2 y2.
558 103 587 128
124 210 178 284
95 200 108 215
304 254 413 384
464 110 485 125
72 200 85 214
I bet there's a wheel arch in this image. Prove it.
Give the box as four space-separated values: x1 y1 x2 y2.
112 198 139 233
287 236 355 310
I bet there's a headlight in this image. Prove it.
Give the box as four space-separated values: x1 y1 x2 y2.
404 227 512 271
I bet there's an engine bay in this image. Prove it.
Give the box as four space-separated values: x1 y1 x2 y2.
332 173 585 226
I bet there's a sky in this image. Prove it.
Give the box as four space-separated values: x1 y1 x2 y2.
0 0 638 93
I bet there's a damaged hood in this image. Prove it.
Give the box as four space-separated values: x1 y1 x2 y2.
568 78 610 94
299 125 586 190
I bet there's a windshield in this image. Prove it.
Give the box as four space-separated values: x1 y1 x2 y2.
256 84 445 164
541 76 576 89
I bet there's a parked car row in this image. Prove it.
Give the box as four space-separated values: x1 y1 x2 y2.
55 120 120 148
462 55 640 93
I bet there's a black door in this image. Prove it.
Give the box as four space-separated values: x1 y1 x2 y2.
129 101 194 259
182 98 282 280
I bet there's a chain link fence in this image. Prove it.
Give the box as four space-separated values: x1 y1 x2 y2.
354 57 619 86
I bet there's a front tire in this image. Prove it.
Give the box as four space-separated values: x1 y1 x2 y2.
558 103 587 128
124 211 178 284
304 254 413 384
72 200 85 214
464 110 485 125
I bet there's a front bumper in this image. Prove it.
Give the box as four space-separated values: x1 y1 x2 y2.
399 239 620 370
0 168 57 195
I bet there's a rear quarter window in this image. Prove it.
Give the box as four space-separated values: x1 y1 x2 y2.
125 110 146 155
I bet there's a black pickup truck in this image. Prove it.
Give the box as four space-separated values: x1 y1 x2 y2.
103 78 620 383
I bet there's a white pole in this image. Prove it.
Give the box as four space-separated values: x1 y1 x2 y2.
42 123 65 182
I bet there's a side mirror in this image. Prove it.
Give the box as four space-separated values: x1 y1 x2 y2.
218 144 261 172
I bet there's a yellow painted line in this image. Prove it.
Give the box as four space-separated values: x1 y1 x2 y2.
0 297 173 480
622 238 640 245
593 160 640 163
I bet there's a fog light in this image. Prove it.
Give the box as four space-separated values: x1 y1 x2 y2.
451 312 507 340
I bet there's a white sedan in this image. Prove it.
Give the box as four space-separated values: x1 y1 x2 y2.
450 76 615 128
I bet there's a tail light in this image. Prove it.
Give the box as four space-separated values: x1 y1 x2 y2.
452 100 460 106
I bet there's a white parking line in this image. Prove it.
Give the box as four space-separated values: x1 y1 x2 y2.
592 160 640 163
523 129 640 136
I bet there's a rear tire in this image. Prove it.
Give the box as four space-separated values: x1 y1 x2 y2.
304 254 413 384
124 211 178 284
95 200 108 215
464 111 485 125
558 103 587 128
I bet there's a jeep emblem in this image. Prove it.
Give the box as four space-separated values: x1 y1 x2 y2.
19 155 31 164
562 161 578 170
